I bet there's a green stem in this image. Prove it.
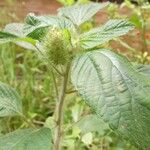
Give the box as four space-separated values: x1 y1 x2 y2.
54 62 71 150
51 70 59 101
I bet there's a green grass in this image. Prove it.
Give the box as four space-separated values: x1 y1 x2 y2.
0 43 55 131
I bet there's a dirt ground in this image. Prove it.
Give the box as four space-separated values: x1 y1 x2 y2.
0 0 61 17
0 0 109 23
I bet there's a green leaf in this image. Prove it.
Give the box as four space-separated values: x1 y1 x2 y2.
24 13 75 39
0 14 75 46
0 82 22 117
58 2 109 26
0 128 52 150
0 32 36 50
136 64 150 75
71 49 150 149
80 19 134 49
0 31 18 44
15 41 37 50
77 114 109 135
0 24 37 50
4 23 24 37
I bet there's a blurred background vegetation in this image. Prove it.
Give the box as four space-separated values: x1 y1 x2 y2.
0 0 150 149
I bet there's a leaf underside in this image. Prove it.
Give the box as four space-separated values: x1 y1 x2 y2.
4 23 25 37
71 49 150 149
0 128 52 150
0 82 22 117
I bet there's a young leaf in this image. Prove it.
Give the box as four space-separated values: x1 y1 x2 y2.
24 13 75 39
71 49 150 149
80 19 134 49
58 2 109 26
0 128 52 150
0 82 22 117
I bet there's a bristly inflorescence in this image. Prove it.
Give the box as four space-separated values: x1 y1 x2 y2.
42 27 72 65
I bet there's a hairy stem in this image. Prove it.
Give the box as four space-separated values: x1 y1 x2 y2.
54 62 70 150
51 70 59 101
